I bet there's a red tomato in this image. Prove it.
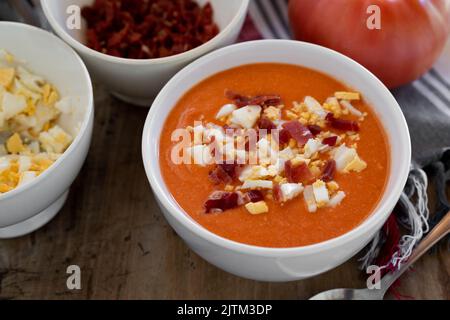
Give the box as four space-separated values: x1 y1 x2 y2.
288 0 450 88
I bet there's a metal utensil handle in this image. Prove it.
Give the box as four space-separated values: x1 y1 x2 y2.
380 210 450 293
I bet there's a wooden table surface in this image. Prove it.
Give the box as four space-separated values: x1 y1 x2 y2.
0 84 448 300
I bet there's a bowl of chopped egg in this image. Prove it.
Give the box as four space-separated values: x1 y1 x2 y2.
0 22 93 238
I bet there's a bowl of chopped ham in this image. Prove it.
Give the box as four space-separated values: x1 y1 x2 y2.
41 0 249 106
0 22 93 238
142 39 411 281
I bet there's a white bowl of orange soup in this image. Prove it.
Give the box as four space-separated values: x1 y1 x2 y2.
142 40 410 281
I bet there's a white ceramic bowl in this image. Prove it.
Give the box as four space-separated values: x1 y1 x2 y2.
0 22 93 238
142 40 411 282
41 0 249 106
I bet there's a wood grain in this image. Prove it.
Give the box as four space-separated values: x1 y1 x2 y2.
0 84 448 300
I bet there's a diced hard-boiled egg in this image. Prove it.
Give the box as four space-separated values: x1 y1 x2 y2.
340 99 363 117
344 154 367 173
267 158 285 176
303 138 324 158
6 133 25 154
334 91 360 100
280 183 304 202
312 179 329 207
245 201 269 215
326 181 340 193
250 166 270 180
239 161 282 183
304 96 326 118
239 166 253 182
303 185 317 213
12 78 41 102
2 92 27 119
263 106 281 121
290 154 310 167
17 66 44 93
328 191 346 207
29 103 59 133
38 125 72 153
333 144 357 171
0 156 10 172
241 179 273 190
278 146 295 160
27 141 40 154
215 103 237 119
18 156 31 172
0 68 15 88
257 137 277 164
333 144 367 173
230 105 261 129
325 96 340 107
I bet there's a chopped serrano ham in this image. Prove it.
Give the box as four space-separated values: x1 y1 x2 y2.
204 191 240 213
278 128 291 145
307 124 322 136
321 160 336 182
225 90 282 108
219 163 240 179
326 113 360 132
258 117 277 130
225 90 250 107
322 136 338 147
285 160 314 184
282 121 313 146
246 190 265 203
249 95 282 107
208 163 241 184
208 165 232 185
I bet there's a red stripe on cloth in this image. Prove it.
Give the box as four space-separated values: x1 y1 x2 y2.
375 213 415 300
237 14 264 42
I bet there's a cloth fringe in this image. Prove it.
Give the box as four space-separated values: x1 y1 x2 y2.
359 166 430 271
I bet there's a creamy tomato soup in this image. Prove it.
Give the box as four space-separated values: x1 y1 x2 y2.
160 63 389 248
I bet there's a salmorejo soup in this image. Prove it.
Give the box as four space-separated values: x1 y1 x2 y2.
160 63 389 248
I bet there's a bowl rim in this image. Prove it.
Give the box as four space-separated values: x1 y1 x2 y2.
142 39 411 257
0 21 94 202
41 0 250 65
